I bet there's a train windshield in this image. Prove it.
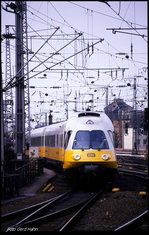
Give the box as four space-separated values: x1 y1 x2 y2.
72 130 109 150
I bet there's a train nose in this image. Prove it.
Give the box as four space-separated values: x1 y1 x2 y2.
82 165 99 173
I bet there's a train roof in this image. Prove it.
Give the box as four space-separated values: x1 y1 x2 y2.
30 125 46 137
30 111 114 136
65 111 114 131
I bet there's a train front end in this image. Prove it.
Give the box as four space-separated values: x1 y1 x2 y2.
63 112 118 173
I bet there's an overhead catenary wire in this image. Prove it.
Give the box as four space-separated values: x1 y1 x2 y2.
67 2 147 69
4 27 60 89
49 1 73 29
69 1 147 28
2 1 147 115
2 2 147 72
28 3 92 84
27 7 89 83
107 29 147 38
105 1 147 43
4 32 83 90
27 3 147 72
5 38 104 90
2 1 107 89
27 4 121 57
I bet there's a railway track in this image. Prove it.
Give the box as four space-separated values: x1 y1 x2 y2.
58 190 103 231
2 178 147 231
117 155 148 180
2 189 104 232
114 210 148 231
2 159 147 231
2 191 70 232
117 155 148 167
118 162 148 171
118 167 148 180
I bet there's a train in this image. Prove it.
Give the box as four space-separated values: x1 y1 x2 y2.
28 111 118 179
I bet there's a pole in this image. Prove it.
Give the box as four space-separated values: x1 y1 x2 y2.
132 76 138 154
15 1 25 160
1 58 5 191
106 87 108 107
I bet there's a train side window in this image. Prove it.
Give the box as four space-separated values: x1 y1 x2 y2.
31 137 34 146
59 135 62 147
45 135 56 147
50 135 55 147
61 134 64 147
31 137 41 147
57 135 59 147
64 132 66 144
37 137 41 146
41 136 44 146
59 134 63 147
45 136 47 146
64 130 72 149
45 135 50 147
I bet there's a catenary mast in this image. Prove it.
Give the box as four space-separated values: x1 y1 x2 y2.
15 1 28 160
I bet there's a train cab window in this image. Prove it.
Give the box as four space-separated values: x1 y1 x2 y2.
108 130 114 146
91 130 109 149
72 130 109 150
73 131 90 149
64 130 72 149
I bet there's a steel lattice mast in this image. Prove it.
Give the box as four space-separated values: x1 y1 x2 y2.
22 1 30 146
4 25 14 141
15 1 30 159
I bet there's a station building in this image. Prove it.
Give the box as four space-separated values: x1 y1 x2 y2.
104 99 148 155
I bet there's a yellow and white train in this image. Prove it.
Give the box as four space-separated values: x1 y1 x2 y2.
29 111 118 176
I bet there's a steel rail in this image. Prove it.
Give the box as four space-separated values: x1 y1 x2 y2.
114 210 148 231
5 191 72 231
118 168 148 180
118 162 148 170
58 189 104 231
2 194 64 222
14 194 93 228
8 191 102 230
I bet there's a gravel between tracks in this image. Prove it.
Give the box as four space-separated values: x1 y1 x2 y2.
73 190 148 231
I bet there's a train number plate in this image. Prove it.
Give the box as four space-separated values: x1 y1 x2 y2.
87 153 95 157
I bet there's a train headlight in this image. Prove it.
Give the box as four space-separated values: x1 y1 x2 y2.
74 154 81 160
102 154 109 160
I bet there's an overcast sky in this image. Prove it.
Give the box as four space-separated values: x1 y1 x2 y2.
1 1 148 125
